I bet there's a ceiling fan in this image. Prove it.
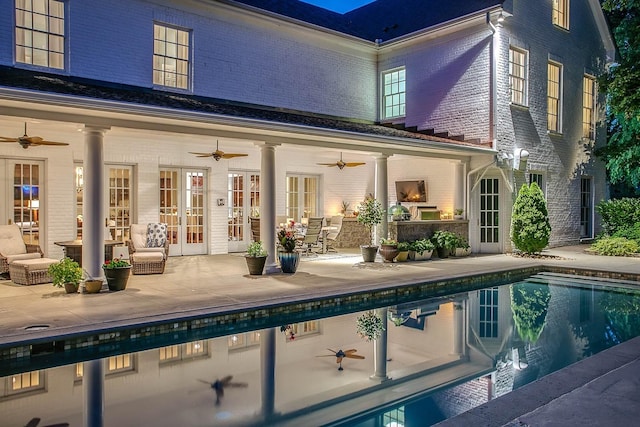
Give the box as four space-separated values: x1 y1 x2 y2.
316 348 365 371
189 140 248 161
197 375 248 405
317 153 366 170
0 123 69 149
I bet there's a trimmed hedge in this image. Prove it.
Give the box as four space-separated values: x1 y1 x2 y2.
596 198 640 235
511 182 551 254
590 236 639 256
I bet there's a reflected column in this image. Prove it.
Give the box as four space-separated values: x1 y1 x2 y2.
83 359 104 427
260 327 276 419
372 307 389 381
83 125 110 280
374 154 390 242
452 300 466 356
258 142 280 273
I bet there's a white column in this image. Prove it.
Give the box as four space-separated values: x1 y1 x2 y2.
374 154 390 243
83 126 109 281
83 359 104 427
372 307 389 381
258 142 279 273
260 327 276 419
453 161 465 218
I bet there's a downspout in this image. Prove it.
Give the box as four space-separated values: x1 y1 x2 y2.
486 12 499 148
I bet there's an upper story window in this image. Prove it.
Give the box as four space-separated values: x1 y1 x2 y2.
382 68 406 119
3 370 45 396
529 172 546 197
509 47 528 106
552 0 569 30
15 0 65 69
153 23 190 90
547 61 563 133
582 75 597 140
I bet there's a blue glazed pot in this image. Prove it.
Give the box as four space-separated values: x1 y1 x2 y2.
278 251 300 274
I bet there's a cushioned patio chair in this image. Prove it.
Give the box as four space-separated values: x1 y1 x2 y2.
297 217 324 256
126 223 169 275
250 217 261 242
0 224 46 275
325 215 343 253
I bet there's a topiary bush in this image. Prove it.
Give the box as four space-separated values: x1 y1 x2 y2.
590 236 639 256
510 182 551 254
596 198 640 236
612 222 640 244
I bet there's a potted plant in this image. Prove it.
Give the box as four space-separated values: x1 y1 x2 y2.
431 230 458 258
355 310 385 342
454 208 464 220
83 268 103 294
277 228 300 273
102 258 132 291
340 200 351 216
396 241 410 262
453 236 472 257
48 257 83 294
245 241 267 275
409 238 435 261
378 238 399 262
356 196 385 262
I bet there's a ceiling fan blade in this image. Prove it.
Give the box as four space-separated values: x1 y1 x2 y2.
345 354 365 359
221 153 248 159
189 152 215 157
24 136 44 143
0 137 19 142
344 162 366 167
197 379 212 385
336 356 344 363
316 354 336 357
317 163 339 167
32 140 69 146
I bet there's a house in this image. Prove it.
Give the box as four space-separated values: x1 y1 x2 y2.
0 0 615 275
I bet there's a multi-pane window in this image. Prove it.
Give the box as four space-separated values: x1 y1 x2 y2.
509 47 527 105
479 288 499 338
552 0 569 30
15 0 65 69
382 68 406 118
547 62 562 133
228 331 261 350
582 75 596 140
153 23 190 89
580 177 593 239
529 172 546 197
3 371 44 396
286 175 319 222
159 340 208 363
290 320 320 338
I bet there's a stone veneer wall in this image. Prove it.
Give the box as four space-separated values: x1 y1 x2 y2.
389 220 469 242
331 217 371 248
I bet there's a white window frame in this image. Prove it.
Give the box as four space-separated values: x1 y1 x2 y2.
382 67 406 119
228 331 261 351
159 340 209 364
552 0 570 30
509 47 528 106
529 172 546 198
582 75 597 140
153 22 191 90
285 174 320 222
547 61 563 133
3 370 45 397
15 0 65 69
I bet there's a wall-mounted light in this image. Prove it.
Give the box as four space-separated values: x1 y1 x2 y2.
514 148 530 171
497 12 505 23
75 166 84 191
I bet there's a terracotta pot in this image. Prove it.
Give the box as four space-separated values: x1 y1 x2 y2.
245 255 267 275
103 266 131 291
379 244 399 263
278 251 300 273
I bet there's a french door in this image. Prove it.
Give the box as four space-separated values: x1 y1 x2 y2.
478 177 501 253
160 168 207 256
227 171 260 253
0 159 43 246
580 177 593 238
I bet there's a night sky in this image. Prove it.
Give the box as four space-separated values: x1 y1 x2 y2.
301 0 374 13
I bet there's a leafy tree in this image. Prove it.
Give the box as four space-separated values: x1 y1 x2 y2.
510 182 551 254
510 283 551 344
597 1 640 189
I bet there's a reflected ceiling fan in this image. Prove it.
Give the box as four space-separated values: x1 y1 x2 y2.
317 152 366 170
0 123 69 149
197 375 248 405
316 348 365 371
189 140 248 161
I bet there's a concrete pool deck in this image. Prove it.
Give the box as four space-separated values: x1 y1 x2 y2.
1 244 640 426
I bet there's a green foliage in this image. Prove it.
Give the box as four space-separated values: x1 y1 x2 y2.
355 310 385 342
103 258 131 269
590 236 639 256
455 236 470 249
510 283 551 344
48 257 83 287
409 238 435 254
246 241 267 257
431 230 458 250
397 241 410 251
597 1 640 188
277 229 297 252
356 197 385 245
613 222 640 243
596 198 640 235
510 183 551 254
380 238 397 245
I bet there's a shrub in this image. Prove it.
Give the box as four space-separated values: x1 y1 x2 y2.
410 238 435 254
590 236 639 256
596 198 640 235
510 183 551 254
612 222 640 243
397 241 410 251
431 230 458 250
247 241 267 257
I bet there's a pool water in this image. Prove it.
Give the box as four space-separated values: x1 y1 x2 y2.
2 272 640 427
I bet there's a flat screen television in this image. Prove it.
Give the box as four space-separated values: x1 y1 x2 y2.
395 180 427 203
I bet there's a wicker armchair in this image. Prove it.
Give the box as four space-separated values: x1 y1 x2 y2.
0 224 45 275
126 223 169 275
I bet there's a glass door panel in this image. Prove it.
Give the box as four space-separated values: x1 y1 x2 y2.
160 170 179 246
106 167 132 242
479 177 500 253
5 160 42 246
227 171 259 253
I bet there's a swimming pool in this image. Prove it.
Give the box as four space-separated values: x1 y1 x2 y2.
2 272 640 426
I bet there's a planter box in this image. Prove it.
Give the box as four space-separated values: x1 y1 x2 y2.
453 247 471 257
409 250 433 261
